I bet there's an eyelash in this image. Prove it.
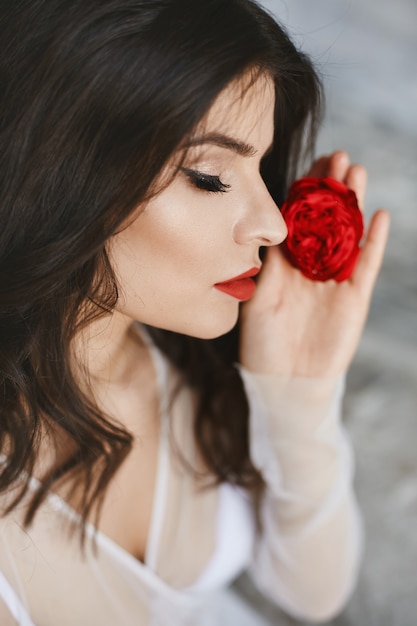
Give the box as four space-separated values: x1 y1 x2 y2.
181 167 230 194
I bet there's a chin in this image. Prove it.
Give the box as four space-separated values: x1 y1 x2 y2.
176 311 239 340
137 315 238 340
141 302 240 340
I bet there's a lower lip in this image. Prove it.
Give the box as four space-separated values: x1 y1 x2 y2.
214 278 256 301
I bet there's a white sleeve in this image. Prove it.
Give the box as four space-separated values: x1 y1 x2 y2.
240 368 363 623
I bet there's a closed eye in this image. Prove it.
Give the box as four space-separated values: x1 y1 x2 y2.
180 167 230 194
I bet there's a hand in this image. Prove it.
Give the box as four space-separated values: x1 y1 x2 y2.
239 151 390 378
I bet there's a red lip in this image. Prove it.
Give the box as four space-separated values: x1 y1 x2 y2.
214 266 261 301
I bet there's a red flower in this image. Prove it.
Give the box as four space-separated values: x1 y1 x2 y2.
280 177 364 282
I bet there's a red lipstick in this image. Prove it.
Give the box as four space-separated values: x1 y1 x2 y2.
214 267 261 301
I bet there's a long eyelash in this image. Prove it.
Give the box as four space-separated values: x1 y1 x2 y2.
181 167 230 193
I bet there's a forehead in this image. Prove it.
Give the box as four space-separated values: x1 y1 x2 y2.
195 72 275 140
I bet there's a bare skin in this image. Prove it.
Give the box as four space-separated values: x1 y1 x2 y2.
67 75 389 562
97 194 386 561
70 74 286 560
89 326 160 562
240 151 390 378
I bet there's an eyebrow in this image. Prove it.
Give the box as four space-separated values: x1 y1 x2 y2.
185 132 264 158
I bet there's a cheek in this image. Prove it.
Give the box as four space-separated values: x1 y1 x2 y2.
132 200 231 277
109 177 243 322
108 199 242 337
109 214 211 308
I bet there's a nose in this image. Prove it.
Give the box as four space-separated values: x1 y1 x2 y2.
232 181 288 247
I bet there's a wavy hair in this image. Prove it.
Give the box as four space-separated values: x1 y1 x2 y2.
0 0 322 530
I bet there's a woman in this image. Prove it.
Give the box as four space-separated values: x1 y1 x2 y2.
0 0 389 624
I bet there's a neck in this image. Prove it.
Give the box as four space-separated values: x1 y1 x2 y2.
73 311 144 390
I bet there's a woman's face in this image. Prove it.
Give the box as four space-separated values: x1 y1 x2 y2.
109 73 287 339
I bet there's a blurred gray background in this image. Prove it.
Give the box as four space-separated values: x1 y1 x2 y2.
233 1 417 624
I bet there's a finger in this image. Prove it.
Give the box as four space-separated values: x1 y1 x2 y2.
326 150 350 181
345 163 367 210
353 209 390 295
253 245 291 299
306 154 330 177
257 245 282 288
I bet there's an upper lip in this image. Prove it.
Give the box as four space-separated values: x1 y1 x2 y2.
215 266 261 284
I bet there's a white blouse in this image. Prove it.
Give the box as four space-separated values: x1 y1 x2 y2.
0 329 363 625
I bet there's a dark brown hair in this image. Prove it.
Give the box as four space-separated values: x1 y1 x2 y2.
0 0 322 529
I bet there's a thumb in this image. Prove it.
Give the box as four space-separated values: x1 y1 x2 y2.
257 245 281 282
251 245 290 302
